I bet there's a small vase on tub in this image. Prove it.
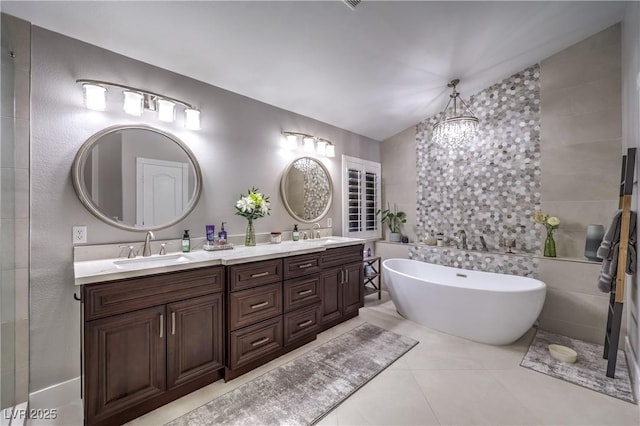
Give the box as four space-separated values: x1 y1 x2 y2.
376 202 406 243
533 211 560 257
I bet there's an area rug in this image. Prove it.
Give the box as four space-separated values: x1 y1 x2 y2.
521 328 635 403
165 323 418 426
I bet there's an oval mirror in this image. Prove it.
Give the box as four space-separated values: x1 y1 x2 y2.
280 157 333 223
72 125 203 231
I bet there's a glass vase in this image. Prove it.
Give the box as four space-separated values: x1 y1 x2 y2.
245 219 256 246
544 228 556 257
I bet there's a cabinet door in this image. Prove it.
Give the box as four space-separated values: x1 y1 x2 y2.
343 262 364 316
167 294 224 390
85 305 165 423
320 267 342 325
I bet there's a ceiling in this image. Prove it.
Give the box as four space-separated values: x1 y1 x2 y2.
1 1 627 141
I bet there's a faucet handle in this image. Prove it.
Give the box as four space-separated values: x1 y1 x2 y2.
119 245 137 258
159 243 167 256
302 231 308 240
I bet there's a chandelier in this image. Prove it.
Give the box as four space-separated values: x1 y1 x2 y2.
432 79 479 148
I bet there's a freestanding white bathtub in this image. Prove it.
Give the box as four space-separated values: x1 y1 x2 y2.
382 258 546 345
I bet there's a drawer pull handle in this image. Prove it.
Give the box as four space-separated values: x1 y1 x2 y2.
298 289 313 296
159 314 164 338
250 271 270 278
251 301 269 309
171 312 176 335
298 319 313 328
298 263 314 269
251 337 270 347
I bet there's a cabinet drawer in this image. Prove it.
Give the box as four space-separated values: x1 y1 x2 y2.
229 317 283 369
84 266 224 321
283 253 321 280
229 283 282 331
228 259 282 292
284 304 320 346
283 275 321 313
320 245 364 269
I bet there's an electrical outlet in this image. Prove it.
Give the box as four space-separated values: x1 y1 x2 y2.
73 226 87 244
327 218 333 228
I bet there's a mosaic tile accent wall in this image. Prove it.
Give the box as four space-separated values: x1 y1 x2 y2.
409 245 539 278
416 65 542 264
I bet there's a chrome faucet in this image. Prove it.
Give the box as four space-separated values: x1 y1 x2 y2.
479 235 489 252
312 223 321 239
456 229 468 250
142 231 155 257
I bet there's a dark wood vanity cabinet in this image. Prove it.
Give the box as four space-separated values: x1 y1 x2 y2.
319 246 364 329
225 252 328 380
83 266 225 426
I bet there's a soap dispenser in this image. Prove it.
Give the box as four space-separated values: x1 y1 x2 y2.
182 230 190 252
218 222 227 245
292 224 300 241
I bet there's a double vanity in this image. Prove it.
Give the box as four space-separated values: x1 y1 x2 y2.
67 123 362 425
75 238 365 426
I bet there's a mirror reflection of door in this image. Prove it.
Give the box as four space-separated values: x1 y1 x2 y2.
135 158 189 226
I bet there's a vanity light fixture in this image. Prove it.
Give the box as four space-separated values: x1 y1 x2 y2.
281 131 336 158
76 79 201 130
432 79 479 148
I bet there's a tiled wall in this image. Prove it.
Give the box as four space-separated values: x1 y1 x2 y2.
540 24 621 259
536 24 622 344
380 126 417 242
415 65 542 265
0 13 30 408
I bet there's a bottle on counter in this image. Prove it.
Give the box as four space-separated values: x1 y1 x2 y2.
206 225 215 243
292 224 300 241
182 230 191 252
218 222 227 245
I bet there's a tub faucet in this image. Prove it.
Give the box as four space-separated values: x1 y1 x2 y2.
456 229 468 250
142 231 154 257
479 235 489 252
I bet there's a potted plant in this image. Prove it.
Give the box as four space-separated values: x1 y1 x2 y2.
376 203 407 242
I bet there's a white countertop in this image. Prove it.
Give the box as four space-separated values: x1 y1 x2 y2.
74 237 365 285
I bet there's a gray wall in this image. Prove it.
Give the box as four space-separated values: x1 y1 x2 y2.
1 13 30 408
30 26 379 392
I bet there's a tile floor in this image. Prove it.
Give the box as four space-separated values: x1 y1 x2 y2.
31 292 640 425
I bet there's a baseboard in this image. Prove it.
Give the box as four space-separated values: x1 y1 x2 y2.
625 336 640 401
29 376 80 410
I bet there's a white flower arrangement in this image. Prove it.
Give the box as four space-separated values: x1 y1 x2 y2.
533 211 560 231
235 187 271 221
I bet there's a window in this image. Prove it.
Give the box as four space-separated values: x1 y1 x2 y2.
342 155 381 239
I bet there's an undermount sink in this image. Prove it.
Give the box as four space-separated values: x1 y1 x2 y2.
317 236 354 244
113 254 193 269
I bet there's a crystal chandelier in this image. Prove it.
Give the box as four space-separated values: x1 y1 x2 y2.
432 79 479 148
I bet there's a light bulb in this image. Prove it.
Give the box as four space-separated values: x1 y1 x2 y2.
157 99 176 122
185 108 201 130
285 134 298 150
303 137 315 153
123 91 143 116
82 84 106 111
326 144 335 157
316 140 327 156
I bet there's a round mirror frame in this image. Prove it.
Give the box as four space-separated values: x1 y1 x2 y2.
280 156 333 224
71 124 203 232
